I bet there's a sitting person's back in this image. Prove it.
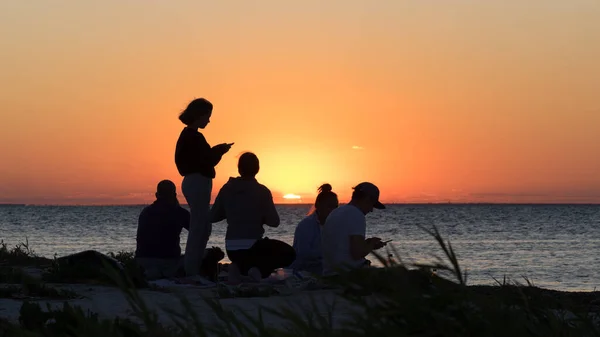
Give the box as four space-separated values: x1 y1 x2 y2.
291 183 338 275
135 180 190 279
212 178 277 247
211 152 295 282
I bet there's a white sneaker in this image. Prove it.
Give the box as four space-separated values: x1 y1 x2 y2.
248 267 262 282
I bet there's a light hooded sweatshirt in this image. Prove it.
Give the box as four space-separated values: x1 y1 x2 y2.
210 177 280 251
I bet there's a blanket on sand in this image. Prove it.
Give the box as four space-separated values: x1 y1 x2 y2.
148 270 330 297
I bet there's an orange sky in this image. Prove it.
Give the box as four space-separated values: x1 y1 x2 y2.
1 1 599 205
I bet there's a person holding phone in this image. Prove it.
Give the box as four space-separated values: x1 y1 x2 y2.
321 182 387 276
175 98 233 278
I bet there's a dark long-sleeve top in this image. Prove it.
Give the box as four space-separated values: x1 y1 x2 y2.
175 127 224 178
135 199 190 259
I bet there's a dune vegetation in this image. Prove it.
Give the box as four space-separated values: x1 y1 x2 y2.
1 227 599 336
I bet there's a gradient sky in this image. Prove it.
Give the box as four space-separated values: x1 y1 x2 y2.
1 1 599 204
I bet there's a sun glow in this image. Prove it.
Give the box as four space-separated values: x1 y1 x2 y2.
282 193 302 200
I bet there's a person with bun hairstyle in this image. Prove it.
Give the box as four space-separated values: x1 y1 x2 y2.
290 183 339 275
175 98 233 278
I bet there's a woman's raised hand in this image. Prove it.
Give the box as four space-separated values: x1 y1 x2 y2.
213 143 234 154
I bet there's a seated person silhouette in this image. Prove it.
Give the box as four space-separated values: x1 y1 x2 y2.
321 182 387 276
135 180 190 279
210 152 296 283
290 183 339 275
135 180 224 281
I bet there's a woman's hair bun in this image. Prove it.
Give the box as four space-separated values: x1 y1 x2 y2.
317 183 333 194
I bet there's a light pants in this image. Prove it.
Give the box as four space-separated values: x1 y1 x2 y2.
181 173 213 276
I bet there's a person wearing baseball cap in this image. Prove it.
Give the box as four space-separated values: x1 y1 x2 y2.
321 182 386 276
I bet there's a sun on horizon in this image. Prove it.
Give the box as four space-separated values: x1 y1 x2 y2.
282 194 302 202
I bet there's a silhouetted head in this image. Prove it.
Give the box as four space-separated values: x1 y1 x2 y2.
313 183 339 222
156 180 177 202
350 182 385 214
238 152 259 178
179 98 213 129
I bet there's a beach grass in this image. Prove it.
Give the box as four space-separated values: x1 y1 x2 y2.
0 264 79 301
0 239 53 267
1 226 599 336
0 281 79 301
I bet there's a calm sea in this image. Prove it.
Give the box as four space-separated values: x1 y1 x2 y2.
1 204 599 291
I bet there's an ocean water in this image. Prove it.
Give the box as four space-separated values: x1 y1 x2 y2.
1 204 599 292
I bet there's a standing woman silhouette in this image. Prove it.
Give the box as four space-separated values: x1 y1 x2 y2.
175 98 233 277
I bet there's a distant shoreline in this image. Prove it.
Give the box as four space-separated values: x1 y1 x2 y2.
1 203 599 207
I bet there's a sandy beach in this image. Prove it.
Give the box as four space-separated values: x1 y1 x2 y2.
2 260 600 336
2 240 600 336
0 285 353 327
0 264 360 334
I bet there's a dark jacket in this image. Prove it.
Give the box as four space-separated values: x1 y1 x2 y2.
135 199 190 259
174 127 224 178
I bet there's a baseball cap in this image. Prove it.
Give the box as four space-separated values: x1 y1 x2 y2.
353 182 385 209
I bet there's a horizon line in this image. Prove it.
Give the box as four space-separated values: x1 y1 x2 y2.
1 202 599 207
